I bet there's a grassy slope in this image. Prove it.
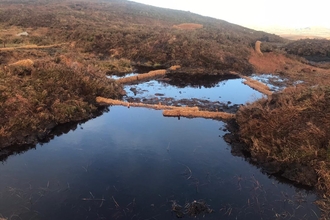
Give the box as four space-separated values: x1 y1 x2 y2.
1 0 330 216
0 58 123 148
0 0 286 74
0 0 288 147
236 85 330 218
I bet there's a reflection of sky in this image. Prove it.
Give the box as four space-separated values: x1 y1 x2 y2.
125 79 264 104
250 74 286 91
0 107 320 219
106 73 138 80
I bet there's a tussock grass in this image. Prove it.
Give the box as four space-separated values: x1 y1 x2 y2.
0 60 123 148
237 85 330 195
101 58 133 75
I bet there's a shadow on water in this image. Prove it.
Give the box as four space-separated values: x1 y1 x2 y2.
0 75 322 220
164 72 240 88
0 108 109 163
123 74 264 112
0 106 321 220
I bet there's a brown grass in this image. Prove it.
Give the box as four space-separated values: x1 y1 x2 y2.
9 59 34 67
101 58 133 74
249 50 296 74
116 69 166 84
0 43 68 51
173 23 203 30
0 60 123 148
96 97 235 120
249 50 330 78
237 85 330 195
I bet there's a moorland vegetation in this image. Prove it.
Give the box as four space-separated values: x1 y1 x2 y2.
1 0 330 216
0 0 286 147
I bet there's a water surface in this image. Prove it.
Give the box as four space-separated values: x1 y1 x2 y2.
124 78 263 105
0 107 320 220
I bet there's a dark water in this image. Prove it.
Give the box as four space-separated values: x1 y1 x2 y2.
0 106 320 220
124 78 263 105
0 76 321 219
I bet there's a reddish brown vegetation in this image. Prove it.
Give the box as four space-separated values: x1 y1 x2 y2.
237 85 330 197
173 23 203 30
0 59 123 148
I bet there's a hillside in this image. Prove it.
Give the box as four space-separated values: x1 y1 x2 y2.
257 26 330 40
1 0 330 149
2 0 330 216
0 0 287 74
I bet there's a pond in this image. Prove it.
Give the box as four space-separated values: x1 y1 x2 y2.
0 77 321 220
124 78 263 105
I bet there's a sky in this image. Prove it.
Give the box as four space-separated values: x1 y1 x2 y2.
130 0 329 29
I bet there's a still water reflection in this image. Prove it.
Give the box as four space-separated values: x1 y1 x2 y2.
124 79 263 105
0 107 320 219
